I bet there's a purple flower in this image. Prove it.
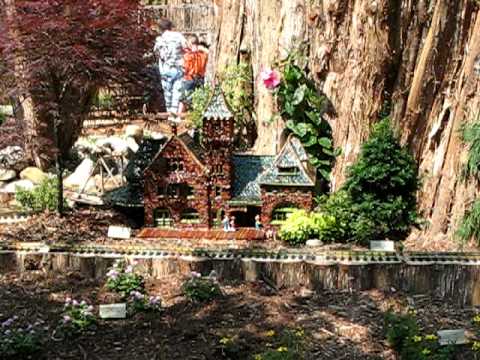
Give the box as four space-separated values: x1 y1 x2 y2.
125 265 133 274
65 297 72 305
4 329 11 335
1 318 13 327
72 300 79 306
130 291 144 300
87 305 94 312
63 315 71 323
149 296 161 305
107 269 119 278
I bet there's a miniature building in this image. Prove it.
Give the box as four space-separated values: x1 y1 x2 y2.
142 88 316 229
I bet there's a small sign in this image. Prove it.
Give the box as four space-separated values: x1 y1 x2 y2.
370 240 395 252
108 226 131 239
99 303 127 319
437 329 467 346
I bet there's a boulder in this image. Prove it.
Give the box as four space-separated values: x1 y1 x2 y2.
0 146 27 171
126 137 139 153
125 125 143 140
20 167 48 185
0 169 16 182
0 179 35 193
64 158 95 189
97 137 130 156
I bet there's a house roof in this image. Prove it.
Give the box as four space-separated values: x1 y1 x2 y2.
258 135 316 187
230 154 275 206
203 87 234 120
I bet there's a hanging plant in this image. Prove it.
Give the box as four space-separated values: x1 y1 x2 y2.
261 53 338 181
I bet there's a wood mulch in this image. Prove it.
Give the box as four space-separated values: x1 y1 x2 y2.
137 227 265 241
0 270 477 359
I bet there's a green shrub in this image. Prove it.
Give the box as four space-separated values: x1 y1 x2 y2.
0 109 6 125
181 272 222 303
15 177 64 212
106 260 145 299
385 311 456 360
254 328 305 360
279 209 340 246
460 117 480 180
342 118 419 243
315 190 355 242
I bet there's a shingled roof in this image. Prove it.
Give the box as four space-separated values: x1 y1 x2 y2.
230 155 275 206
203 87 234 120
258 135 316 187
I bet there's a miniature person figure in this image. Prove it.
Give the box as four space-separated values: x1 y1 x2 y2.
153 18 187 114
255 215 262 230
222 214 230 232
229 216 236 232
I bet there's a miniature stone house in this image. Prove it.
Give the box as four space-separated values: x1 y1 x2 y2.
143 88 316 229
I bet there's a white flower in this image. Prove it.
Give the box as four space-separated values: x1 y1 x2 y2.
125 265 133 274
63 315 71 323
72 300 79 306
80 300 87 306
191 271 201 278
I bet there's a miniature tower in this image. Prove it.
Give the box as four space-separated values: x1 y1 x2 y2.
202 87 235 216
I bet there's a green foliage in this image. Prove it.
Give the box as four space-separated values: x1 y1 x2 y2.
0 109 6 125
94 91 114 110
15 177 65 213
254 328 305 360
315 190 355 242
106 260 145 299
181 272 222 303
385 311 456 360
60 299 96 335
278 209 338 246
219 62 254 124
343 118 419 243
275 53 336 180
187 85 213 129
0 317 44 359
460 116 480 180
456 199 480 244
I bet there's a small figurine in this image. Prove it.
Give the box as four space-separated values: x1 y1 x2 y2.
229 216 236 232
222 214 230 232
255 214 262 230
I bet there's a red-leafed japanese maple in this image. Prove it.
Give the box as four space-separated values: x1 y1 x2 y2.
0 0 155 169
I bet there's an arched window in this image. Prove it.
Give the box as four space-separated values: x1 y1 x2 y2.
180 208 201 224
154 208 173 227
271 204 299 225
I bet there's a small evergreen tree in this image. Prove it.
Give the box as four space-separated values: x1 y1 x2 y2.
343 119 419 242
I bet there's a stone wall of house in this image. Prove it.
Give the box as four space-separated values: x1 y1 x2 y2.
144 137 211 228
260 187 313 229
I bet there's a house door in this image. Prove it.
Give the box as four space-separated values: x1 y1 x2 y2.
231 206 261 228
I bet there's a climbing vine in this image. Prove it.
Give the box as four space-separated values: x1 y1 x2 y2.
270 52 337 181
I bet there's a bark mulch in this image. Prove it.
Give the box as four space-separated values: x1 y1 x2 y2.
0 271 478 359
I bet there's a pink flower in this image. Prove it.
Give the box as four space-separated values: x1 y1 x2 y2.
260 68 281 90
63 315 71 323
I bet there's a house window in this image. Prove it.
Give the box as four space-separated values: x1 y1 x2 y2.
154 208 173 227
157 185 166 197
271 206 298 225
180 208 201 224
278 166 299 175
168 158 184 172
213 164 223 175
167 183 184 197
213 185 222 197
187 185 195 198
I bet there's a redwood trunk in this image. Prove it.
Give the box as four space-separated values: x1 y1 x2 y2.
213 0 480 243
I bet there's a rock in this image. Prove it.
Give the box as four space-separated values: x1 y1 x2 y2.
0 169 16 182
306 239 323 247
0 179 35 193
126 137 139 153
0 146 27 170
64 158 95 189
125 125 143 140
20 167 48 185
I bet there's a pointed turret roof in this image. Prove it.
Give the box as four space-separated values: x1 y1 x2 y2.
203 86 234 120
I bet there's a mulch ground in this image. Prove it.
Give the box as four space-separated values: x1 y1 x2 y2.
0 270 478 360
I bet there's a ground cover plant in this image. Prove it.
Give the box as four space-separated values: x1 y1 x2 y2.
59 298 96 335
181 271 222 303
106 260 145 299
385 310 457 359
0 316 45 360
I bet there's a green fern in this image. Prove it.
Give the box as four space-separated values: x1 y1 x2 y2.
456 199 480 244
460 114 480 180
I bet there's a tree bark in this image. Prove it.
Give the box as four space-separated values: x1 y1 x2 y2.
213 0 480 243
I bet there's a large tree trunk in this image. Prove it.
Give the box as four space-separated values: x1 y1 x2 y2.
213 0 480 243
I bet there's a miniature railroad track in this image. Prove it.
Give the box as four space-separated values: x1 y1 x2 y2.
0 212 32 224
2 242 480 266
